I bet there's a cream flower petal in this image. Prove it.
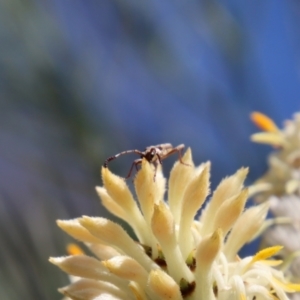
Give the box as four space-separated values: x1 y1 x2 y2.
179 162 210 259
224 202 270 261
95 187 128 221
209 188 248 237
79 216 157 272
194 228 222 300
89 244 121 261
151 202 193 283
93 294 124 300
133 159 165 257
101 167 150 245
96 186 147 244
57 219 103 244
128 281 148 300
50 255 109 280
251 132 286 146
134 161 166 223
59 278 130 300
102 255 148 287
201 167 248 234
148 269 183 300
168 148 195 223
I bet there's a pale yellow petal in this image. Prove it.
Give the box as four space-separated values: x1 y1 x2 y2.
168 148 195 223
128 281 148 300
96 186 146 243
49 255 107 280
201 167 248 233
272 277 300 293
89 244 121 261
148 269 183 300
103 255 148 286
285 179 300 194
250 132 286 146
151 202 174 242
151 202 193 283
194 229 223 300
101 166 136 210
57 219 103 244
133 160 166 258
206 188 248 236
134 159 161 224
195 228 223 269
260 259 283 267
224 202 270 261
153 164 167 205
95 186 128 221
134 160 161 259
102 167 150 245
248 183 272 197
280 250 300 273
58 278 128 300
79 216 156 272
178 162 210 259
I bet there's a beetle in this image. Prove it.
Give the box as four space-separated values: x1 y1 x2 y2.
103 143 188 179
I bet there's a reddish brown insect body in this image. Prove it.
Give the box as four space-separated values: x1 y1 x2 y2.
103 143 187 179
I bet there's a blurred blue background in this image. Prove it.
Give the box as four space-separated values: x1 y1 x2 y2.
1 0 300 298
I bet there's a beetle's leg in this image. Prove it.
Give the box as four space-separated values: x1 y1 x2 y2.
154 162 161 182
125 158 142 179
153 143 173 150
163 144 190 166
156 154 163 165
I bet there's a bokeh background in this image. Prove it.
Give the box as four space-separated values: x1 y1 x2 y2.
1 0 300 299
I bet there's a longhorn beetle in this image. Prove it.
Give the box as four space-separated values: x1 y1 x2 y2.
103 143 188 179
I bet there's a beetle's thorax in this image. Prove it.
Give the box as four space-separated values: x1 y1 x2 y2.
143 147 161 163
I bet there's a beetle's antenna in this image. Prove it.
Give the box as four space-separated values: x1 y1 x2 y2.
103 149 144 168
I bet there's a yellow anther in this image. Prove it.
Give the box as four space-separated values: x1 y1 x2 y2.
272 277 300 293
243 245 283 272
250 112 279 133
251 245 283 264
66 243 84 255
